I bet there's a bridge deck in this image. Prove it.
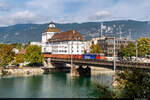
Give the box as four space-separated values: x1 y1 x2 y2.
50 58 150 70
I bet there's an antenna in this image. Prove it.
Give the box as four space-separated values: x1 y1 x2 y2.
73 30 75 34
128 29 132 40
119 25 124 39
119 25 122 39
100 21 103 37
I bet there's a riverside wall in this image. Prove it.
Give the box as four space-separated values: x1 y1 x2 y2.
0 67 44 76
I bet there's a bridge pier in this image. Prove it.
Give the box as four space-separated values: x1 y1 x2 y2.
71 65 91 77
42 58 70 73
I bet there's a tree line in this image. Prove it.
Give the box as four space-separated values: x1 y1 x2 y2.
0 43 43 67
118 37 150 59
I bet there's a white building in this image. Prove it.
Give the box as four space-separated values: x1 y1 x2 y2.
30 42 42 46
42 22 85 54
12 48 19 54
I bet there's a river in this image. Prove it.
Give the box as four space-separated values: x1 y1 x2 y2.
0 72 113 98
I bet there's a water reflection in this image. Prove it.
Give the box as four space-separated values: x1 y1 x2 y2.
0 72 113 98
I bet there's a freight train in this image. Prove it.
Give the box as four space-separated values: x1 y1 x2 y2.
44 54 106 60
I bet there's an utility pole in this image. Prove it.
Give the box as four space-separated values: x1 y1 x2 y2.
129 29 132 40
113 37 116 72
136 40 138 61
71 30 75 76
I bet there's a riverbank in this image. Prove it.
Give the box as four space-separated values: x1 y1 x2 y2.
0 66 114 77
0 67 44 76
91 66 114 75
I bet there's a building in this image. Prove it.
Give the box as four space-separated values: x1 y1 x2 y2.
42 21 85 54
12 48 19 54
30 42 42 46
84 37 105 53
98 37 135 56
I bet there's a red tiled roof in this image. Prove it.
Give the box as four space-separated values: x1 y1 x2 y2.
48 30 84 42
45 27 60 32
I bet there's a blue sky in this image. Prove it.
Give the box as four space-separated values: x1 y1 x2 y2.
0 0 150 26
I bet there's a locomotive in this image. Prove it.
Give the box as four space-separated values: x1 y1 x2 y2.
44 53 106 60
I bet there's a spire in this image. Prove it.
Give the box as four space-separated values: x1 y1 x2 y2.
49 21 55 28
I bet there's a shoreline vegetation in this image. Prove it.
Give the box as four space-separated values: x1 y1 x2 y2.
90 67 150 98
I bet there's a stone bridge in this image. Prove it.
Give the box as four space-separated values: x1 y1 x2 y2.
42 58 150 76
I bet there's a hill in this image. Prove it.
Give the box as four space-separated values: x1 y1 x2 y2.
0 20 150 43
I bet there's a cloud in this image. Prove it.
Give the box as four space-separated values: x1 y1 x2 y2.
95 10 110 17
88 10 111 21
0 2 10 11
0 0 150 26
0 10 37 26
12 10 36 20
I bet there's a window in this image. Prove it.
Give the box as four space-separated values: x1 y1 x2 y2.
44 48 46 52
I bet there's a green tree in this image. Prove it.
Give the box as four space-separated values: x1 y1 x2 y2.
90 43 102 53
12 43 22 51
0 45 15 66
118 42 136 58
137 38 150 57
118 44 126 58
15 54 24 64
0 44 6 49
90 68 150 98
24 45 43 66
124 42 136 58
116 68 150 98
90 82 116 98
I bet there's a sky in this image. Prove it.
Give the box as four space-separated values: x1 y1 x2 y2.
0 0 150 26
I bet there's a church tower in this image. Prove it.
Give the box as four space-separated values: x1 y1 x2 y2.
42 21 60 43
42 21 60 53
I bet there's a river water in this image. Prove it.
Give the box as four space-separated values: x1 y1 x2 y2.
0 72 113 98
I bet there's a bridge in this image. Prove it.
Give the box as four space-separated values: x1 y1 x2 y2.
50 58 150 69
43 57 150 76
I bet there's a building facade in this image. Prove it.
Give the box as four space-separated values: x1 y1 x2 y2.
42 22 85 54
30 42 42 46
98 37 135 56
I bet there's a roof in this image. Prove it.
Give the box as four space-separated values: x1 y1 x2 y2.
45 27 60 32
48 30 84 42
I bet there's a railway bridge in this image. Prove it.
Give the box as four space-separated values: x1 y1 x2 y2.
42 57 150 76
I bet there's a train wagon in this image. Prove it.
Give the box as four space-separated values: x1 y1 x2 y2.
82 54 106 60
82 54 97 59
44 54 106 60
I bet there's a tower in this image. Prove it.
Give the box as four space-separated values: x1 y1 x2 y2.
42 21 60 43
42 21 60 53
